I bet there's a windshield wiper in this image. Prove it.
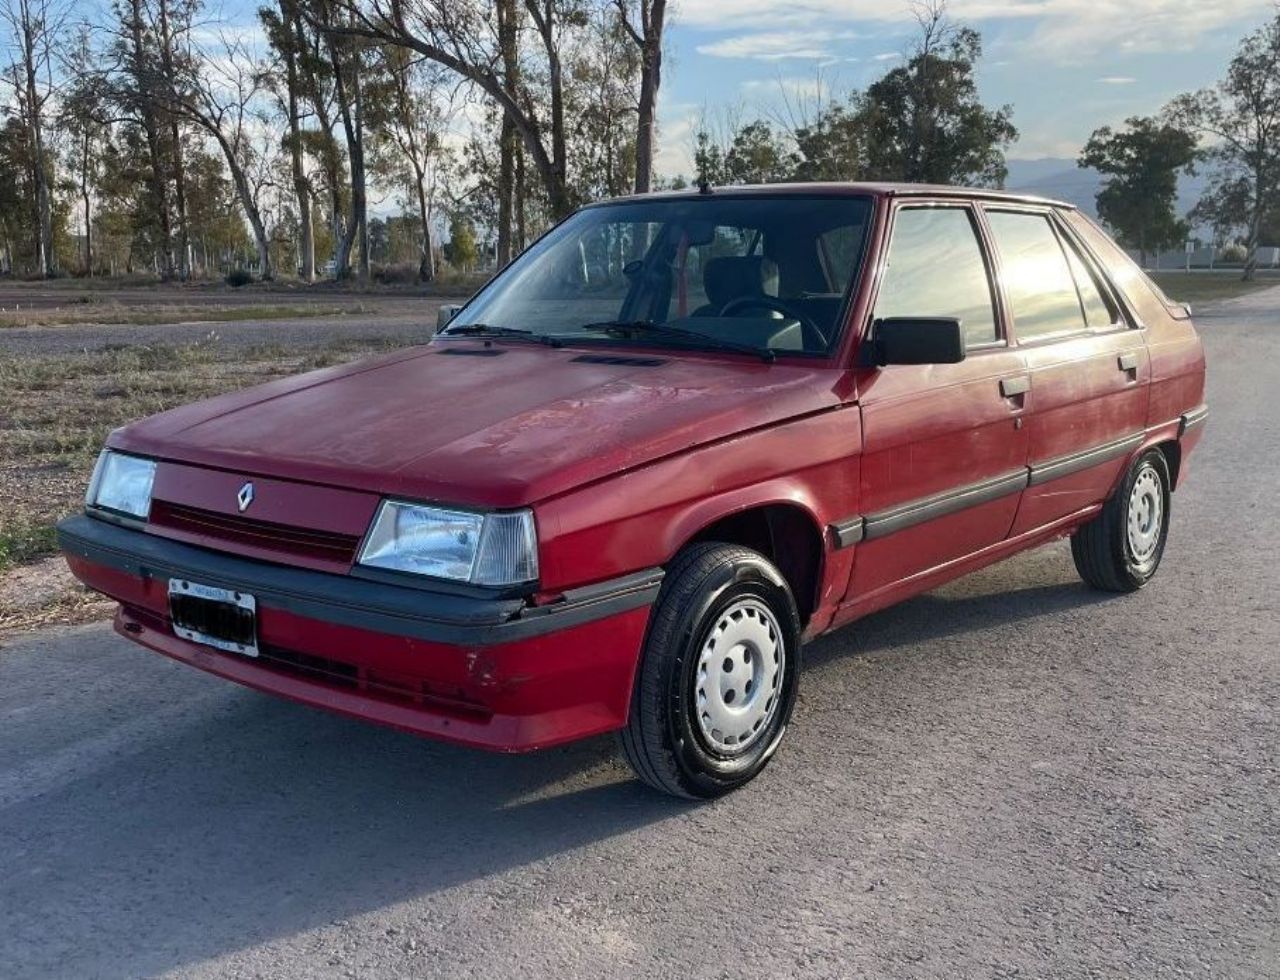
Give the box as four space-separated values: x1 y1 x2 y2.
441 323 564 347
579 320 775 363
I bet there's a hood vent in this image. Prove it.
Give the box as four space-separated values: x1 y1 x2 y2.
571 354 666 367
438 347 504 357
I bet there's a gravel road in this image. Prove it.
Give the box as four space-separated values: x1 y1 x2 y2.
0 294 460 356
1 293 1276 979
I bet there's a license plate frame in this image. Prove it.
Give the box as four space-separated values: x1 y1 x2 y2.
168 578 259 658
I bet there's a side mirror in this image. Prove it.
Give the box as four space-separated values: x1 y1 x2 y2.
871 317 966 365
436 304 463 331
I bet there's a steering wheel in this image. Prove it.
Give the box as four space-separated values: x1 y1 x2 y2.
719 295 826 351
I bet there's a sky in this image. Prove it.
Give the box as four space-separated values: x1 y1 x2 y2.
653 0 1275 176
211 0 1274 182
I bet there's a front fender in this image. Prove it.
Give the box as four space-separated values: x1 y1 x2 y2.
534 406 862 601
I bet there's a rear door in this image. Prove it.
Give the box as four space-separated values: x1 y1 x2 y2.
847 202 1030 605
980 207 1149 534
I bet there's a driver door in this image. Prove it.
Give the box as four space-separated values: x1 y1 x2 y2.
845 202 1030 606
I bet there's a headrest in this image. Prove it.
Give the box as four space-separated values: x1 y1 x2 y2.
703 256 779 309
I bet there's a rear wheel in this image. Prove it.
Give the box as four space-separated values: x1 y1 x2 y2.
1071 448 1171 592
619 543 801 799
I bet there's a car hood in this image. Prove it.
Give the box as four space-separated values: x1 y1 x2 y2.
111 341 848 507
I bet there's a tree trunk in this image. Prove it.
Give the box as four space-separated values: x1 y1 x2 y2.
81 136 92 276
128 0 173 277
414 170 434 282
498 116 516 267
1243 171 1264 282
281 0 314 280
17 0 54 276
627 0 666 194
157 0 191 279
329 23 367 283
515 142 527 252
496 0 519 266
208 129 272 278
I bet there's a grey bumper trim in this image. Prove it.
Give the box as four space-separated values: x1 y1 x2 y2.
58 514 663 646
862 469 1029 541
1180 404 1208 435
828 517 865 550
1027 433 1143 487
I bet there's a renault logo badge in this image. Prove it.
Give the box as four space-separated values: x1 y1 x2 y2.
237 482 255 513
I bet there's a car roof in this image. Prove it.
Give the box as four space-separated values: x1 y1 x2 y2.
592 181 1073 210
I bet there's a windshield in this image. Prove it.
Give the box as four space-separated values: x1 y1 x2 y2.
445 194 873 356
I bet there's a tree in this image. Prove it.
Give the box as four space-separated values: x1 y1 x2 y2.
858 0 1015 186
319 0 597 221
155 0 196 278
447 211 477 270
366 43 450 281
1078 116 1198 267
60 24 106 275
613 0 666 194
263 0 316 280
791 97 868 182
716 120 795 184
1168 13 1280 280
164 31 277 278
1 0 67 277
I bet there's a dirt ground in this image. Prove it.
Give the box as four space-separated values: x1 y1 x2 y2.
0 286 462 632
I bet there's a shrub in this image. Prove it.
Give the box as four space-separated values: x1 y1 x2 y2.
371 262 419 285
225 268 254 288
1220 243 1248 264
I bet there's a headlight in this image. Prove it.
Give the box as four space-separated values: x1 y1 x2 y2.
358 501 538 586
87 451 156 519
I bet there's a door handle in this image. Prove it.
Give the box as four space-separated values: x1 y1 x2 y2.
1118 352 1139 372
1000 375 1030 398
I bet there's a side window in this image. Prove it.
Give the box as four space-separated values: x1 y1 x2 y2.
986 210 1088 340
1059 227 1119 328
873 207 998 347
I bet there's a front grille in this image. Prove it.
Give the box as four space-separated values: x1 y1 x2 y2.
255 645 491 720
150 500 362 565
126 603 492 722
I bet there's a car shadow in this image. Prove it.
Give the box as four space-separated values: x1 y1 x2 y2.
2 554 1116 978
814 585 1115 662
1 680 686 979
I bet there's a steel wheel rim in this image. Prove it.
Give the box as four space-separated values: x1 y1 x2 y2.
694 598 785 755
1127 464 1164 570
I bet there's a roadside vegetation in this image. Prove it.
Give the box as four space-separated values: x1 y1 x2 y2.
1148 272 1277 304
0 302 374 329
0 336 402 632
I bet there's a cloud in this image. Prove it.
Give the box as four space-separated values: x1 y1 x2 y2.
678 0 1272 63
872 52 900 61
697 30 860 61
655 101 700 178
1097 76 1137 84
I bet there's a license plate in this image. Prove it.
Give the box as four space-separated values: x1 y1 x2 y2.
168 579 258 657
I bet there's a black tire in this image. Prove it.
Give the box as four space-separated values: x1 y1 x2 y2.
1071 448 1171 593
619 542 802 799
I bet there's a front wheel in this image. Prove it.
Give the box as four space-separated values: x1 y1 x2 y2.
1071 448 1171 592
619 543 801 799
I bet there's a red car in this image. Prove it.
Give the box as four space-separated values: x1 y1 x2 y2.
60 184 1207 798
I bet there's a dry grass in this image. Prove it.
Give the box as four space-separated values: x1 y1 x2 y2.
1148 271 1277 305
0 302 371 329
0 334 403 630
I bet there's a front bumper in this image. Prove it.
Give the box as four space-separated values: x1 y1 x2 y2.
58 515 661 751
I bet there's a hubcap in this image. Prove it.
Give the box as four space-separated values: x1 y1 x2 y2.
694 598 785 754
1127 464 1164 569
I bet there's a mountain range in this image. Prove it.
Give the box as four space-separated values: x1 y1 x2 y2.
1004 158 1210 225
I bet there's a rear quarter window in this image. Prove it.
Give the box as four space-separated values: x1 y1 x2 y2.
1062 210 1190 322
